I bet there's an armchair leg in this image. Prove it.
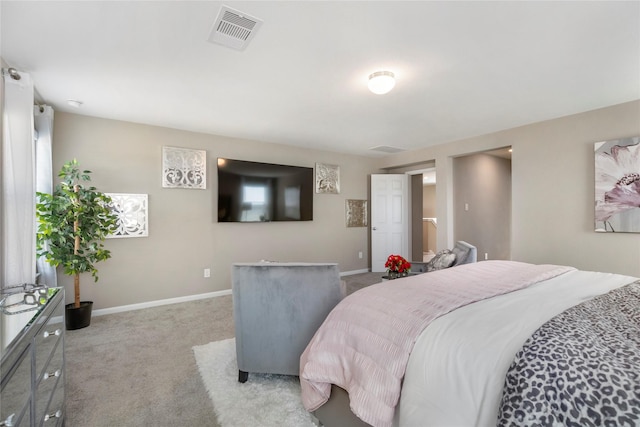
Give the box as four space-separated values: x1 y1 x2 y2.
238 370 248 383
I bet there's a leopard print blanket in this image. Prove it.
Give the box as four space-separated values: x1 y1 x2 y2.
497 280 640 427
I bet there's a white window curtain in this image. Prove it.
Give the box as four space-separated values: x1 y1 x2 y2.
1 68 36 288
1 68 37 348
34 105 56 287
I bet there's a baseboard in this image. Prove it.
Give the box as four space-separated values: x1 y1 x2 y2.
94 270 366 316
52 272 366 324
93 289 232 316
50 289 232 324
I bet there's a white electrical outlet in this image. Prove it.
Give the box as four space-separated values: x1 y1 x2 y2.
358 251 363 259
204 268 211 278
484 253 488 260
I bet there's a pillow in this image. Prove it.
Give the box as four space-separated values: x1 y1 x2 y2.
451 245 469 266
426 249 457 272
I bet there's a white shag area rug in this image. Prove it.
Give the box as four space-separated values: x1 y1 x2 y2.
193 338 317 427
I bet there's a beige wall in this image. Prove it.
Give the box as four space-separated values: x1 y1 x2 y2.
453 153 511 260
377 100 640 277
422 185 436 218
53 113 380 309
46 100 640 307
410 174 423 261
422 185 436 254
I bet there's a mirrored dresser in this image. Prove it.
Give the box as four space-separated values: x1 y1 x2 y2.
1 286 65 427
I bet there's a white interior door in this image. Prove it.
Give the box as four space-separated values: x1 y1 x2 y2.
371 174 409 272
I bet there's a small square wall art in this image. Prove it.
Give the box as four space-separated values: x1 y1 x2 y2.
162 146 207 189
594 136 640 233
346 199 367 227
315 163 340 194
106 193 149 238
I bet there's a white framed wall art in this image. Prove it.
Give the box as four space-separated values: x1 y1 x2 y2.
162 146 207 189
106 193 149 238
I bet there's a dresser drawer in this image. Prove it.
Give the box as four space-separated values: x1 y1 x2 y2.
40 378 64 427
1 288 65 427
1 346 32 427
34 301 64 379
0 403 31 427
0 397 30 427
35 343 63 426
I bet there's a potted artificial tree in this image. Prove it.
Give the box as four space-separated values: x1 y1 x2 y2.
36 159 118 330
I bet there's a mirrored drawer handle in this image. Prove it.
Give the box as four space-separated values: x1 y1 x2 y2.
43 370 61 380
43 410 62 422
43 329 61 338
0 413 15 426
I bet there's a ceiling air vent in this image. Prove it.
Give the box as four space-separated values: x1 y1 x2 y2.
208 5 263 51
369 145 406 154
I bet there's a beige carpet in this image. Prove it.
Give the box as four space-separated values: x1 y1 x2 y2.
343 272 386 294
65 295 234 426
64 273 374 426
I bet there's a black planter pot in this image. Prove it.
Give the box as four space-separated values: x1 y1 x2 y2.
65 301 93 330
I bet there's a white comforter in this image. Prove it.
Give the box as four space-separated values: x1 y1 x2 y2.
395 269 637 427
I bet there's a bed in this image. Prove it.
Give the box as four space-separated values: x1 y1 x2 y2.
299 260 640 427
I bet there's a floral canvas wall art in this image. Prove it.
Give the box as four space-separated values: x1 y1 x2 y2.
594 136 640 232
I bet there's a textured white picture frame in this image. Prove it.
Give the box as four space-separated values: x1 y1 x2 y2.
106 193 149 238
315 163 340 194
162 146 207 189
346 199 367 227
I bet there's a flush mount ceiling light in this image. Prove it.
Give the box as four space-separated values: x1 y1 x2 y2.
67 99 83 108
368 71 395 95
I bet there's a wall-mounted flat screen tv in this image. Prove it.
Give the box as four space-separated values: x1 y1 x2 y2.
217 158 313 222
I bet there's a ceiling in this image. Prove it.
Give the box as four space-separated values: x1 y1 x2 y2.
2 1 639 158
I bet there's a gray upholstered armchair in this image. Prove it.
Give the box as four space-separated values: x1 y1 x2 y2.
231 262 344 383
412 240 477 273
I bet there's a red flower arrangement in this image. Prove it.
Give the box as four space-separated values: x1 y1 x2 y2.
385 254 411 275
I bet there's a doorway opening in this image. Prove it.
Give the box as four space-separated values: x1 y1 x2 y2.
452 147 512 260
408 168 437 263
403 146 512 264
